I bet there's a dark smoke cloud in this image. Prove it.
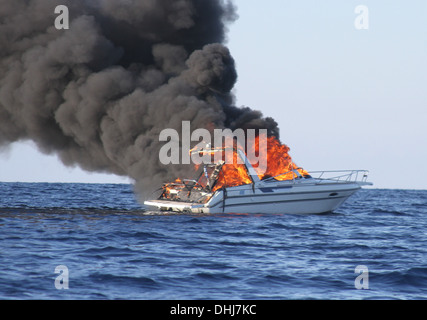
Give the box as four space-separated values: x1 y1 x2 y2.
0 0 279 201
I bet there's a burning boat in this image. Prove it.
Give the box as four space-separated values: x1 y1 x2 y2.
144 138 372 215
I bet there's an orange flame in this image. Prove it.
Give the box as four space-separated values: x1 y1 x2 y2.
211 153 252 192
208 135 309 192
249 135 309 181
162 135 309 197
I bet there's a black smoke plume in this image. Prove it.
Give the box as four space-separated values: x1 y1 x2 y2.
0 0 279 200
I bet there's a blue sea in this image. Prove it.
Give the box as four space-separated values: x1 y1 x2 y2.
0 182 426 300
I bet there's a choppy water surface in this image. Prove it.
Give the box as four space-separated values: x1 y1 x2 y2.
0 182 426 299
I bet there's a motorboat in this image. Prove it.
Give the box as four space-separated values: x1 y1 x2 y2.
144 147 372 215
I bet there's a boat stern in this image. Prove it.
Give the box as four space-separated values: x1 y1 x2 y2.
144 199 211 214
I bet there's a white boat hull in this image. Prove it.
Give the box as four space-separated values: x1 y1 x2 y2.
144 179 368 215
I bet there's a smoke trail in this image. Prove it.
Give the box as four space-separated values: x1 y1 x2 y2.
0 0 279 200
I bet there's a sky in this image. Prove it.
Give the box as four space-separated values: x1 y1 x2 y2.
0 0 426 189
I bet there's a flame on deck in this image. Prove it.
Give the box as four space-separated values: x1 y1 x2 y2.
160 135 309 202
250 135 309 181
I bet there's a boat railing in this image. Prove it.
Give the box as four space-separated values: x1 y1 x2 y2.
264 169 370 185
307 170 370 184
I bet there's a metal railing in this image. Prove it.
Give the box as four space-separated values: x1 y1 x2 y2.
307 170 371 184
264 169 371 185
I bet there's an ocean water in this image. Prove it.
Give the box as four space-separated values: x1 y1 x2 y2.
0 182 426 300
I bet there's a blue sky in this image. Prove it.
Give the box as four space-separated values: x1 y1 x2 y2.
0 0 426 189
227 0 427 189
